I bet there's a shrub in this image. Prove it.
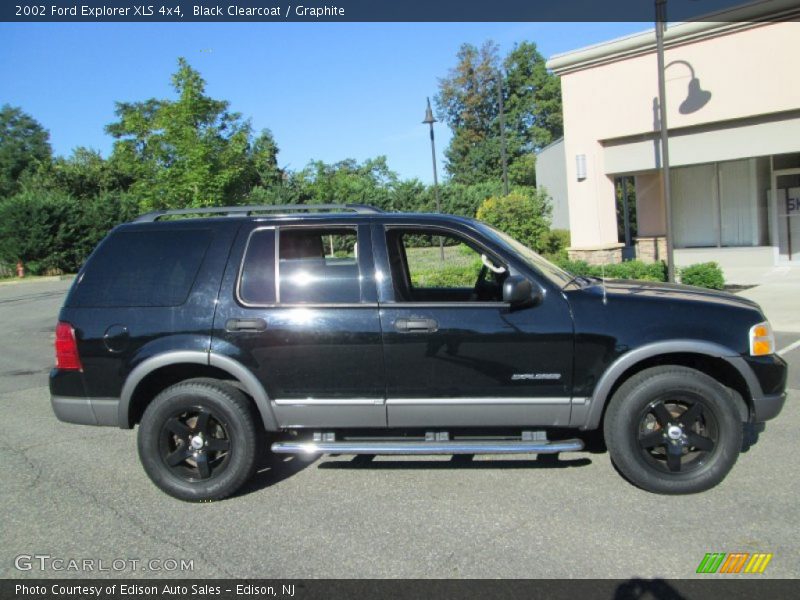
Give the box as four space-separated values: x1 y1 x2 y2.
541 229 570 255
553 258 593 277
602 260 667 282
540 229 570 261
680 262 725 290
554 257 667 282
0 190 140 274
476 188 552 252
0 190 80 273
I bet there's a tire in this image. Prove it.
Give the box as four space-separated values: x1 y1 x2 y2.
137 378 259 501
603 366 742 494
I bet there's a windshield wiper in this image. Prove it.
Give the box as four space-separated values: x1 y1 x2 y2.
562 275 592 290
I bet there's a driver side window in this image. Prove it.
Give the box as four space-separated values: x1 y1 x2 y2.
386 228 507 303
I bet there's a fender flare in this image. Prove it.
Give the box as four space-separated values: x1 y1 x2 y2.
580 340 761 430
118 351 279 431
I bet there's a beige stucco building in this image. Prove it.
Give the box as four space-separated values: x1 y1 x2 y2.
542 0 800 269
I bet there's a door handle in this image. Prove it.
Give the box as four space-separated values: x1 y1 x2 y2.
395 318 438 333
226 318 268 332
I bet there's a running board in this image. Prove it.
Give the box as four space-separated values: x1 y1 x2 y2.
271 438 585 455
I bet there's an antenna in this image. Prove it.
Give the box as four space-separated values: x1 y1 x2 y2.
601 262 608 305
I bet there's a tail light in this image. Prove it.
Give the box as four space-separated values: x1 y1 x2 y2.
55 322 82 371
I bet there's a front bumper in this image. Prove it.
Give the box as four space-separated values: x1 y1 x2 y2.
751 392 786 423
50 395 120 427
740 353 788 422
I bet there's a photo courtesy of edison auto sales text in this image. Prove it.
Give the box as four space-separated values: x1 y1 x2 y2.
15 584 295 596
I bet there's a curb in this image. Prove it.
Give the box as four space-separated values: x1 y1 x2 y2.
0 274 75 287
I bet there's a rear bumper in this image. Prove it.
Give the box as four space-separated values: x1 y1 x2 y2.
751 392 786 423
50 395 120 427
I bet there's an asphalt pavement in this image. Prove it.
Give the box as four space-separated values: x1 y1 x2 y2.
1 279 798 579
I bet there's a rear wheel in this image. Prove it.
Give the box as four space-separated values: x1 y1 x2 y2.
604 366 742 494
138 379 259 501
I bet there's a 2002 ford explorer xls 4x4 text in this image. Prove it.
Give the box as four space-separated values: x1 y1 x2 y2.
49 204 787 501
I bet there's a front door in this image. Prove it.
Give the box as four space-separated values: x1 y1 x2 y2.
373 224 575 428
213 222 386 428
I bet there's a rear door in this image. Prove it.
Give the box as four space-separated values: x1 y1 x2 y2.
372 222 575 428
212 221 386 428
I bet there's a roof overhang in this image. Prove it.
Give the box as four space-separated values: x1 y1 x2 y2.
546 0 800 75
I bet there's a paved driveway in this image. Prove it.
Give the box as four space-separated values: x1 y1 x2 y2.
1 280 798 579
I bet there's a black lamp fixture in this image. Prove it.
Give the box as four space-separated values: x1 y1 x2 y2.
423 97 436 128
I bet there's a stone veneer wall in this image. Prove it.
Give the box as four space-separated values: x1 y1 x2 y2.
567 243 624 265
635 236 667 263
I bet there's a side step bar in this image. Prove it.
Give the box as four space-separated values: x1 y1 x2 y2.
271 439 584 455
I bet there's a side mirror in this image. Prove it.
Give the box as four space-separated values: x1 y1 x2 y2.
503 275 541 308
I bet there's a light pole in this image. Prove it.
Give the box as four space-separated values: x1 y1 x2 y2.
423 97 445 261
497 70 509 196
655 0 675 282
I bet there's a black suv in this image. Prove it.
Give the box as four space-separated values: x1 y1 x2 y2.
50 204 787 501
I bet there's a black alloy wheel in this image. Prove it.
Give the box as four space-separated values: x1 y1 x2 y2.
604 366 742 494
159 406 232 481
636 394 719 475
138 378 260 501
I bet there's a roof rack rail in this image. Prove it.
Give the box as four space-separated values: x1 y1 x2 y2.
133 203 383 223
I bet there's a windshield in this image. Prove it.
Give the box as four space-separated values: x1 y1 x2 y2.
476 223 575 287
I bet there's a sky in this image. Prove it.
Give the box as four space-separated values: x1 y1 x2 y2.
0 22 648 183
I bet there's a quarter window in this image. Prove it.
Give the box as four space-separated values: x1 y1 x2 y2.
69 229 211 308
239 229 277 305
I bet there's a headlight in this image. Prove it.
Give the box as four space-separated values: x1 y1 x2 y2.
749 321 775 356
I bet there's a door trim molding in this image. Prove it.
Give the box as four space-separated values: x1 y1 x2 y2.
273 398 384 406
386 397 577 406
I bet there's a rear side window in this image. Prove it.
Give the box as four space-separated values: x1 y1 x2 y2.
238 227 361 306
69 229 212 308
279 227 361 304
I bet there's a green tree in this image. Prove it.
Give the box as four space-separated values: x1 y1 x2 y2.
247 129 282 190
106 58 277 210
503 42 563 152
436 42 501 185
435 41 563 187
429 181 501 217
0 105 52 198
294 156 398 210
475 188 552 251
37 147 132 199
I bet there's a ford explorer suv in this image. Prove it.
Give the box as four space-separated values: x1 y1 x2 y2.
49 204 787 501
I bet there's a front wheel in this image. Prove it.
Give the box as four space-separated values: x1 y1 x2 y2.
138 378 259 501
604 366 742 494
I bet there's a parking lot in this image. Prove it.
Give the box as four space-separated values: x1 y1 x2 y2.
1 279 798 579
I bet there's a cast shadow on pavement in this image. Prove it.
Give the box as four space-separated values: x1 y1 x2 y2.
317 453 592 471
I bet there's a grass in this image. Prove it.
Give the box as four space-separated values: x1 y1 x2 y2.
405 245 481 288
